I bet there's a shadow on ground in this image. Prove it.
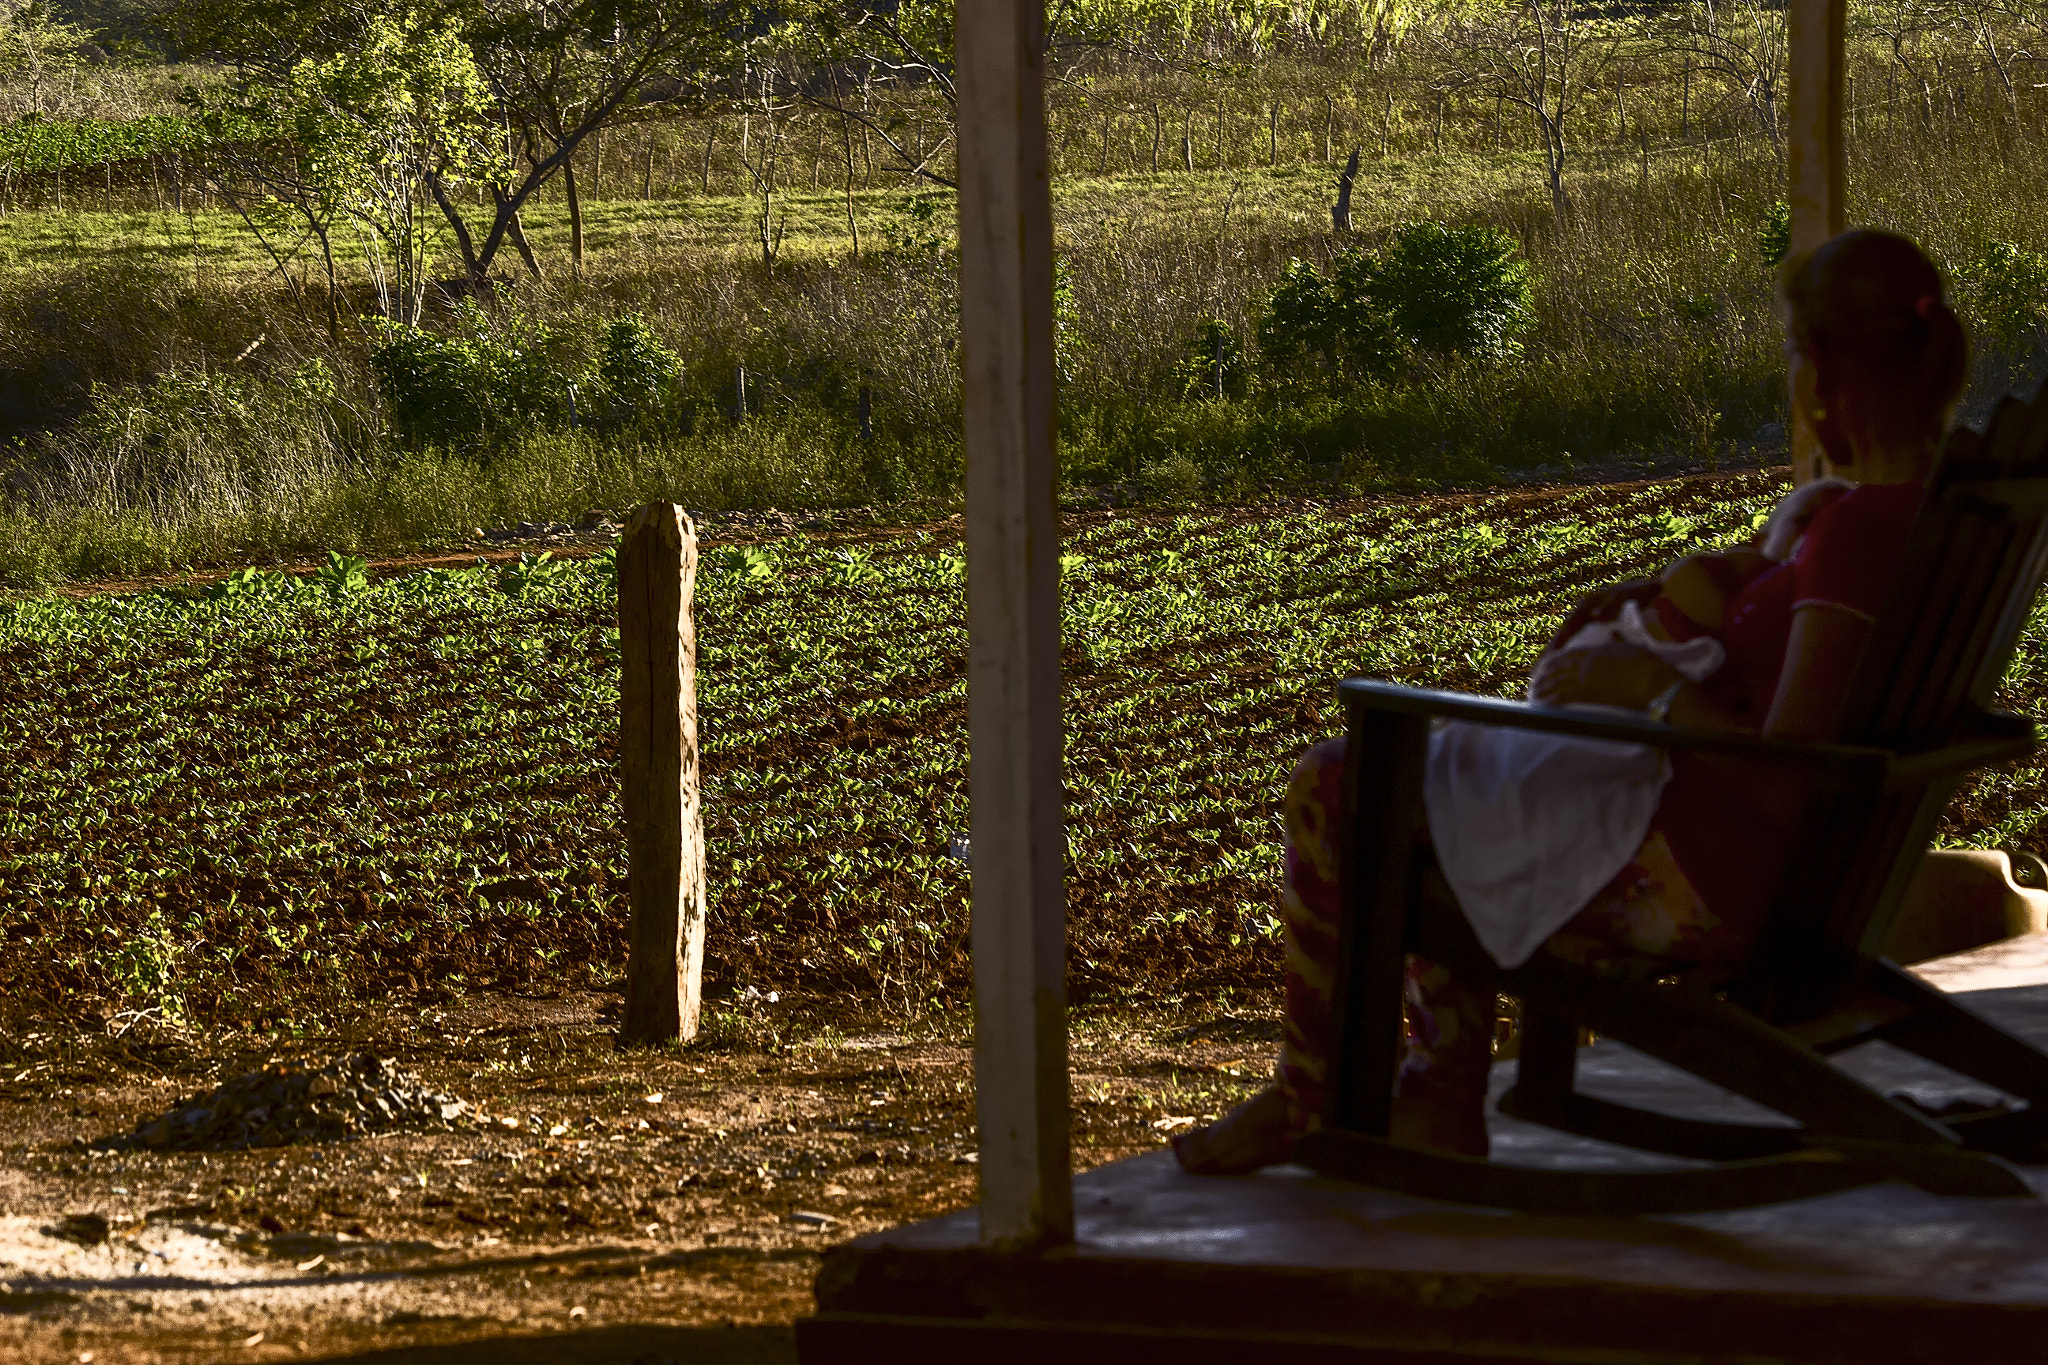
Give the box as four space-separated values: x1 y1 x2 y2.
311 1323 795 1364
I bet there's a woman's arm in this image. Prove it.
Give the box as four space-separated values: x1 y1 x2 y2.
1661 550 1771 633
1527 604 1873 740
1528 643 1752 731
1758 605 1873 740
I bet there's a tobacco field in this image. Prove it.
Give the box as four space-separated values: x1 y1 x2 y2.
5 471 2047 1043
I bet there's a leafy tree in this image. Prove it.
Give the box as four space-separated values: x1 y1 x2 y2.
0 0 92 119
437 0 740 282
1372 221 1532 360
179 1 498 326
284 9 499 322
173 0 739 291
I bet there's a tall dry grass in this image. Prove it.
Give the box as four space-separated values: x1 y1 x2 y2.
2 81 2045 586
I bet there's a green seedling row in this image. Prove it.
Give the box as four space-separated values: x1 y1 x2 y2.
3 474 2042 1035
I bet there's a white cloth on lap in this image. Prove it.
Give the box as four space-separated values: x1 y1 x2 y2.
1424 707 1671 969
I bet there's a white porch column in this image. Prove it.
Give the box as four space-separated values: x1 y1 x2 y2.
956 0 1073 1249
1787 0 1846 485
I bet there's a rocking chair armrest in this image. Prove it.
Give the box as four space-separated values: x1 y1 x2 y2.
1337 679 1895 784
1878 710 2040 789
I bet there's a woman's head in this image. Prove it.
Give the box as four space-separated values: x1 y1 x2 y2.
1778 229 1967 470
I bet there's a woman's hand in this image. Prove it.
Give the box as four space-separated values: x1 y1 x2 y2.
1527 641 1678 710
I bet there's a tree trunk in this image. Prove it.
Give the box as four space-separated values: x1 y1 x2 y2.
566 162 585 271
506 202 546 280
835 68 861 261
1332 146 1361 232
428 172 484 290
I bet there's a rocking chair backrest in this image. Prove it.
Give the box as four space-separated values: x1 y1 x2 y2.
1743 387 2048 1021
1843 391 2048 748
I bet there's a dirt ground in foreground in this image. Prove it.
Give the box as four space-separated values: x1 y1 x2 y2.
0 991 1276 1364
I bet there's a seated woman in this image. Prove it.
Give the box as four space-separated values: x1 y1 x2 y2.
1176 228 1971 1170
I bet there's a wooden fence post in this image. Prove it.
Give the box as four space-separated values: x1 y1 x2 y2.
618 502 705 1045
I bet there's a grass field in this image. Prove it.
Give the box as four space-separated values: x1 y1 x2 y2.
0 151 1566 278
7 472 2046 1043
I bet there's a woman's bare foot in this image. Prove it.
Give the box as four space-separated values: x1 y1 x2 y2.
1172 1080 1487 1174
1171 1084 1299 1175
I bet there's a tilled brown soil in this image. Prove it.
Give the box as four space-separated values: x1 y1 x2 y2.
0 990 1274 1363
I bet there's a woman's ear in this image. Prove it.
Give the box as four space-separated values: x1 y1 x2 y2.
1805 352 1858 468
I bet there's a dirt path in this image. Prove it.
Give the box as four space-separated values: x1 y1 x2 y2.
0 994 1275 1363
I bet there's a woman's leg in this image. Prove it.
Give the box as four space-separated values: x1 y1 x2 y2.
1545 824 1749 972
1174 739 1493 1174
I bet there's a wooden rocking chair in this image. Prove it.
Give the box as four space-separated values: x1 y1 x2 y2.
1296 386 2048 1215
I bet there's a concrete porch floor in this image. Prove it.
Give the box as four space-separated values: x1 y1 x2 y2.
802 956 2048 1364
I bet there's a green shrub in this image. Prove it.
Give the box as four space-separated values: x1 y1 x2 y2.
1256 223 1532 382
369 328 483 444
1259 259 1340 369
1257 254 1401 384
1965 241 2048 350
369 305 573 447
1371 221 1533 360
597 315 682 413
1760 201 1793 268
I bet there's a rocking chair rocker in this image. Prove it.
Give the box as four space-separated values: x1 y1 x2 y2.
1297 386 2048 1215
